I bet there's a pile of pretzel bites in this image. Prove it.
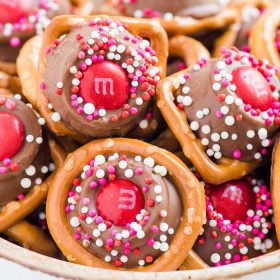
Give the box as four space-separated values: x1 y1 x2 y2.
1 0 280 272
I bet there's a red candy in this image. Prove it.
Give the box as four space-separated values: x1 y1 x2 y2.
232 66 273 111
209 179 255 222
96 178 145 226
79 61 129 110
0 0 33 23
0 112 25 160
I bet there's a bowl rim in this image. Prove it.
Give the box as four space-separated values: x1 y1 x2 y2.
0 237 280 280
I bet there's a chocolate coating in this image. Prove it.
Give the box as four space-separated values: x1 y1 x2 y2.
67 154 183 268
193 175 274 266
117 0 229 19
43 18 160 138
0 0 72 63
175 49 280 162
0 95 51 206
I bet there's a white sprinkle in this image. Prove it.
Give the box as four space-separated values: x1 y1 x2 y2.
254 153 261 160
93 229 101 237
160 223 169 232
221 106 229 115
98 223 107 232
95 155 105 166
211 133 220 142
231 134 237 140
70 217 80 227
213 83 221 91
258 128 268 140
201 125 211 134
247 130 255 138
26 135 34 142
125 169 134 178
25 166 36 176
119 160 128 169
138 260 145 266
135 156 142 162
225 116 235 126
210 253 221 263
182 86 190 94
154 185 162 194
96 169 105 178
190 121 199 131
247 144 253 150
99 109 106 117
225 95 234 105
160 242 169 252
51 112 61 122
84 103 95 115
105 256 111 262
196 110 204 119
122 230 130 239
182 96 193 106
21 178 32 189
221 131 229 139
217 61 226 69
38 118 45 125
144 157 155 168
137 230 145 239
201 138 209 146
96 239 103 247
41 166 49 174
139 120 148 129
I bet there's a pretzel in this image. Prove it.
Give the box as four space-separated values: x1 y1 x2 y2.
213 0 271 57
249 5 280 79
17 15 168 142
4 220 58 258
182 172 274 268
72 0 116 15
271 136 280 243
157 48 280 185
108 0 238 36
0 92 67 233
0 71 21 93
47 138 205 271
0 0 75 75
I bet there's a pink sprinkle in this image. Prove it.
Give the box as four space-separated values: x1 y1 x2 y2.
40 82 46 90
90 181 98 189
10 37 21 48
108 166 115 174
3 158 11 166
6 99 16 110
98 178 107 186
65 205 71 213
88 210 96 217
95 216 103 224
152 226 158 233
232 150 241 159
83 198 90 205
74 233 81 240
135 167 143 175
17 194 25 200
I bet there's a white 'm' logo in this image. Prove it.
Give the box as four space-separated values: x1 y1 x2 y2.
94 78 114 96
251 78 266 97
221 186 242 204
118 188 136 210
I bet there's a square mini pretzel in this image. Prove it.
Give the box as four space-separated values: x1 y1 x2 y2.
18 15 168 142
156 47 280 185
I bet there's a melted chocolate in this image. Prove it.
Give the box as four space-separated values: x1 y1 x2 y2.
175 49 280 162
117 0 229 19
0 94 51 206
43 18 160 138
67 154 183 268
